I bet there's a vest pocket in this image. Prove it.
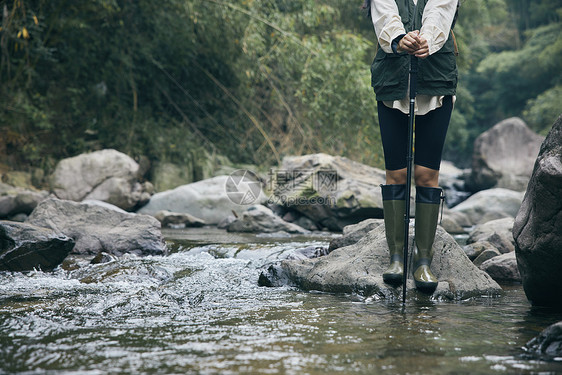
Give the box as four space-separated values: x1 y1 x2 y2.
419 51 457 83
371 52 408 93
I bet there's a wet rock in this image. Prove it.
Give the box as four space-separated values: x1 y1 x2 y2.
466 218 515 254
154 210 206 228
26 198 166 257
469 117 544 192
138 175 266 225
526 321 562 357
479 252 521 283
514 114 562 308
259 225 502 300
0 182 49 218
0 221 75 272
449 188 524 226
328 218 383 252
268 153 386 231
227 205 309 234
50 149 151 211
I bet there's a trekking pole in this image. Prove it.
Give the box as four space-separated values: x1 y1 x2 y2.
402 55 418 304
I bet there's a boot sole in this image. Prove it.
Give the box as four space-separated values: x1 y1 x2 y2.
415 280 438 293
383 273 403 285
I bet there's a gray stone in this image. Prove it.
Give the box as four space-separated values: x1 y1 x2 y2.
450 188 524 226
227 205 309 234
138 175 267 225
467 217 515 254
479 251 521 283
440 215 466 234
526 321 562 357
0 220 75 272
259 225 502 300
50 149 150 211
27 198 166 257
0 182 49 218
463 241 497 261
268 153 386 231
328 218 383 252
514 114 562 308
154 210 206 228
469 117 544 192
473 247 501 267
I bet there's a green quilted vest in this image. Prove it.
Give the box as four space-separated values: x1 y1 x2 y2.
370 0 458 101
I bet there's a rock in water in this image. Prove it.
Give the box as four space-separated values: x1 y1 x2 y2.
0 182 49 218
138 175 266 225
0 221 75 272
513 114 562 309
27 198 166 257
269 153 386 231
525 321 562 358
469 117 544 192
260 225 502 300
226 205 309 234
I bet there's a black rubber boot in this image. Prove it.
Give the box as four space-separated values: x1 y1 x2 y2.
413 186 442 293
381 184 406 285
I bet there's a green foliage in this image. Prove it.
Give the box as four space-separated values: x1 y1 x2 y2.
0 0 560 174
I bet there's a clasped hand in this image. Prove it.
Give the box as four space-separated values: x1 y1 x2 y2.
397 31 429 59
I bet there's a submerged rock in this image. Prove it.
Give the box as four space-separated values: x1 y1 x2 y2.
26 198 166 257
525 321 562 358
259 224 502 300
227 205 309 234
514 114 562 309
469 117 544 192
0 221 75 272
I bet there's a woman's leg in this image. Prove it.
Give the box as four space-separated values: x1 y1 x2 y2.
377 102 409 284
411 96 453 292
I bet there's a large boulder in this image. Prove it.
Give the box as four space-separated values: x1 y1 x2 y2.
449 188 524 226
226 205 309 234
50 149 152 211
0 221 75 272
0 182 49 219
26 198 166 257
259 224 502 300
469 117 544 192
513 114 562 308
269 153 386 231
138 175 266 225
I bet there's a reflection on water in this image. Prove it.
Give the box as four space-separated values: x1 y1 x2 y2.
1 228 561 374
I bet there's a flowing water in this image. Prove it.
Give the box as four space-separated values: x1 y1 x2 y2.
1 227 561 374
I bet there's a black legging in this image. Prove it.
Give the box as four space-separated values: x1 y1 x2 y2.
377 95 453 171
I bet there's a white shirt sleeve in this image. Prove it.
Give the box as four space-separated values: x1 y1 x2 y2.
370 0 406 54
420 0 457 55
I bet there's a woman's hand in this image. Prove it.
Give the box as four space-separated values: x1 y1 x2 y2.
397 31 422 53
397 30 429 59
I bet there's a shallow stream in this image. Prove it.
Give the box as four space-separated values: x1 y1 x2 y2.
1 228 561 374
